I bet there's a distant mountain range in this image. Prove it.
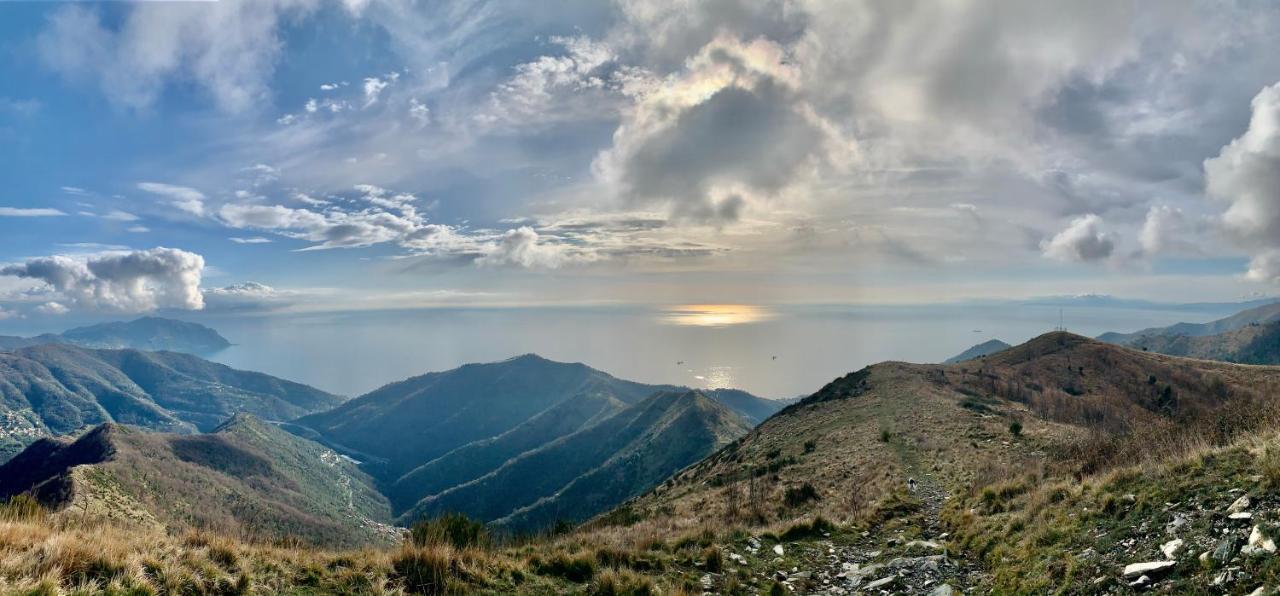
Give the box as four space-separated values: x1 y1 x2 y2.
943 339 1012 363
1097 301 1280 344
0 414 393 547
0 317 231 355
0 343 342 462
1096 301 1280 364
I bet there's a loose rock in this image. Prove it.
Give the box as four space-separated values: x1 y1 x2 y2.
1122 561 1175 579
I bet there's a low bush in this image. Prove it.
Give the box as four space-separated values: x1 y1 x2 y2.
783 483 821 508
410 512 489 549
392 545 454 595
532 553 597 583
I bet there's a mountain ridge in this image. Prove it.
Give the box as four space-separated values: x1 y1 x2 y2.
399 389 751 532
0 343 342 462
0 414 394 547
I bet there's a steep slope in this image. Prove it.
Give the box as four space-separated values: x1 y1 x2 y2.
702 388 783 425
387 391 626 512
497 391 751 532
1125 321 1280 364
1099 300 1280 344
0 317 230 354
612 332 1280 534
0 415 393 547
296 354 780 479
944 339 1012 363
399 390 751 532
0 344 342 462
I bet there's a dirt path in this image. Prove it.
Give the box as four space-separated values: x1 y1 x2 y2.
803 411 988 594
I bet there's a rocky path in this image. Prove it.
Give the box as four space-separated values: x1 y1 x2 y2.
791 474 986 595
798 398 989 595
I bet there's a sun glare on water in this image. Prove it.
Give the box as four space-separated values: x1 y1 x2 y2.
659 304 775 327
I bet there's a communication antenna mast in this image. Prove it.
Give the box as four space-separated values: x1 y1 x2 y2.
1055 307 1066 332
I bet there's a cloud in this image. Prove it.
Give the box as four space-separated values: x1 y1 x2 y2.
476 226 589 269
1139 205 1202 257
1246 251 1280 283
1205 81 1280 281
36 0 319 112
0 207 66 217
362 75 393 108
0 306 15 320
0 247 205 312
203 281 293 312
1041 214 1115 262
478 36 617 127
593 35 851 222
102 209 140 222
229 236 273 244
137 182 206 216
35 302 69 316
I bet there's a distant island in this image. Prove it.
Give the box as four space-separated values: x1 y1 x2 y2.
0 316 231 355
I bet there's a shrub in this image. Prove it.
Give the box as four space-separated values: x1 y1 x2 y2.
780 516 835 541
588 568 654 596
879 428 891 443
392 546 453 595
803 440 817 454
783 483 821 508
1262 445 1280 489
533 553 597 583
1008 421 1023 437
0 494 46 521
701 546 723 573
410 513 489 549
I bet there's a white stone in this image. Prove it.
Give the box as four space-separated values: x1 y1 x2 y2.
773 544 785 556
905 540 944 551
1122 561 1175 578
865 576 895 589
1229 495 1253 514
1231 512 1255 520
1243 525 1277 555
1160 539 1184 559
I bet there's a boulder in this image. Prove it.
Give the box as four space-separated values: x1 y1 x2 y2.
928 585 954 596
1160 539 1184 559
773 544 785 556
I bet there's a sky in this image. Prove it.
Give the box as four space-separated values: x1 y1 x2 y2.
2 0 1280 323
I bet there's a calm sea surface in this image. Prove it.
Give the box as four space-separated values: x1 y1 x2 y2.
187 302 1250 399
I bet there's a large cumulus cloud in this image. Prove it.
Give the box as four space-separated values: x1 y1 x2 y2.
1205 82 1280 282
593 35 853 223
0 248 205 312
